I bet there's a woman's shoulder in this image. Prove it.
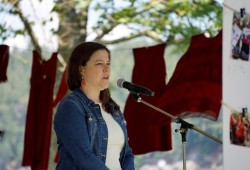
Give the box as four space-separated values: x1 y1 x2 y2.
59 92 79 104
55 92 90 119
60 89 88 104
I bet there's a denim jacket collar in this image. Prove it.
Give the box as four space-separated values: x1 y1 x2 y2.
73 88 96 106
73 88 116 113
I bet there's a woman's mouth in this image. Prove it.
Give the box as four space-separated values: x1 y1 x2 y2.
103 76 109 80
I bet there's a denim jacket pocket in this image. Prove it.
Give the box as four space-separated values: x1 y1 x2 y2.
86 113 97 150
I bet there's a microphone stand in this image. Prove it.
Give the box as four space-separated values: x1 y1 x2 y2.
131 93 222 170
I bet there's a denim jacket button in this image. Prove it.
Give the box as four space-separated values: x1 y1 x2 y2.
88 116 93 121
123 120 127 125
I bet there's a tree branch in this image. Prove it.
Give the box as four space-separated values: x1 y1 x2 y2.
13 2 41 54
98 30 164 45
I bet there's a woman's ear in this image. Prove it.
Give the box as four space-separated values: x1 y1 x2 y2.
79 66 85 75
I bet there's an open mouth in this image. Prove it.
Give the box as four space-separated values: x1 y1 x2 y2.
103 76 109 80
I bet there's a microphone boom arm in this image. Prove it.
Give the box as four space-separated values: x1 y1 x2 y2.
132 93 222 144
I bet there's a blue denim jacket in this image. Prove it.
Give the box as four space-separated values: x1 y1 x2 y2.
54 88 135 170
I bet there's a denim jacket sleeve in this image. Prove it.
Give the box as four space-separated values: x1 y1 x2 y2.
122 141 135 170
54 97 109 170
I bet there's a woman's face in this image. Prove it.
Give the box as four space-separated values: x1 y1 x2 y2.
81 49 111 91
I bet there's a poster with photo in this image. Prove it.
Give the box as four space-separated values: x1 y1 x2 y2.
231 12 250 61
230 108 250 147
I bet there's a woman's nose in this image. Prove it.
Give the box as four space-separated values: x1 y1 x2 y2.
104 64 110 72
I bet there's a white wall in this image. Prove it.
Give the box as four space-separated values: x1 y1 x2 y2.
223 0 250 170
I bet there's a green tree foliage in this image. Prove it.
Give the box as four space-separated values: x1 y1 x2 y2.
0 0 222 59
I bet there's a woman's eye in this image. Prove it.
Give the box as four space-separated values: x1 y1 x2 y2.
96 62 110 66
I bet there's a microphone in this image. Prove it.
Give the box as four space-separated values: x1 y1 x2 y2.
117 79 155 96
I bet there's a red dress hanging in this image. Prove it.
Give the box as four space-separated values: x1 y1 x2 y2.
123 43 172 154
123 31 222 154
155 31 222 124
22 51 57 170
52 68 68 163
0 45 9 83
53 68 68 107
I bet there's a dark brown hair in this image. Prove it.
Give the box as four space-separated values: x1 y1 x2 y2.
67 42 119 113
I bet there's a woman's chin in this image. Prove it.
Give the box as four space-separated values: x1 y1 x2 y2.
100 84 109 90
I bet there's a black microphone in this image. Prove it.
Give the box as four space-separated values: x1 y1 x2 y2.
117 79 155 96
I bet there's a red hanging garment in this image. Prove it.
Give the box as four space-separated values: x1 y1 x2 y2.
22 51 58 170
0 45 9 83
123 43 172 155
52 68 68 163
155 31 222 124
53 68 68 107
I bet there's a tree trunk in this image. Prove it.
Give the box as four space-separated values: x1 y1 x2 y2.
57 0 91 62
